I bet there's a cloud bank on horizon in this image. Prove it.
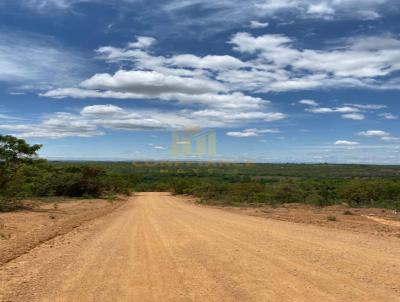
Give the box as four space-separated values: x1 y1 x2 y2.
0 0 399 163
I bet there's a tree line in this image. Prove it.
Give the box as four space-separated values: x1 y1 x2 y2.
167 177 400 209
1 135 400 211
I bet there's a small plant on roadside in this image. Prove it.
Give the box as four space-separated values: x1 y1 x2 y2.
103 194 117 203
0 232 9 240
327 215 337 221
343 210 353 215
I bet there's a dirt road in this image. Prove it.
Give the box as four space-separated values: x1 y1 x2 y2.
1 192 400 301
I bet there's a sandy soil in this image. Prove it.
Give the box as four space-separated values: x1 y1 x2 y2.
0 198 125 265
216 202 400 238
1 192 400 301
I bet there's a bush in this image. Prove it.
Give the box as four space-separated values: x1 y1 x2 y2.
271 181 303 203
327 215 337 221
0 197 22 212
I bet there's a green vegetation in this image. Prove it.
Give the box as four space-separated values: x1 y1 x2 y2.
0 135 130 211
63 161 400 210
1 135 400 211
327 215 337 222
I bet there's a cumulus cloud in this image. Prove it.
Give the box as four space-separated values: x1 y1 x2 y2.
43 31 400 115
334 140 360 146
346 103 387 110
356 130 400 143
341 113 365 120
248 21 269 28
298 38 400 78
357 130 390 137
79 70 225 95
128 36 156 49
306 106 360 114
379 112 398 120
42 88 266 110
0 104 286 139
43 36 287 115
306 2 335 18
381 136 400 142
228 32 400 92
37 32 398 136
153 145 166 150
169 54 246 70
0 112 103 139
299 99 318 106
226 127 279 137
226 130 258 137
190 110 286 123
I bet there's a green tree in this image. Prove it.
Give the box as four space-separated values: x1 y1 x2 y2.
0 135 42 210
0 135 42 168
0 135 42 189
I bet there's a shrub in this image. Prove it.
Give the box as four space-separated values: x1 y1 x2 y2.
327 215 337 221
271 181 303 203
0 197 22 212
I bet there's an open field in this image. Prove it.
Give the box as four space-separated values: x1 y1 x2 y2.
1 192 400 301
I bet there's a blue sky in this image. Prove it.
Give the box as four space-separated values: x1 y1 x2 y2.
0 0 399 163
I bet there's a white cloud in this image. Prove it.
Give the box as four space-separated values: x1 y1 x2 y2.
357 130 390 137
162 92 265 110
335 107 361 113
190 109 286 123
334 140 360 146
226 127 279 138
169 54 245 70
128 36 156 49
306 106 360 114
43 31 400 114
226 131 258 137
357 130 400 143
307 2 335 18
80 104 125 116
346 103 387 110
228 32 400 92
42 88 266 110
80 70 225 95
341 113 365 120
149 144 166 150
306 107 334 113
42 39 278 112
0 104 286 139
381 136 400 142
299 99 318 106
254 0 393 20
248 20 269 28
0 112 103 139
263 112 287 122
379 112 398 120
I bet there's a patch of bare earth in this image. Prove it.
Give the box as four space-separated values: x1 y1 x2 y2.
0 197 126 265
212 202 400 238
1 193 400 301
